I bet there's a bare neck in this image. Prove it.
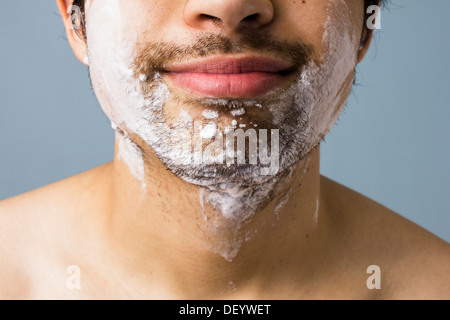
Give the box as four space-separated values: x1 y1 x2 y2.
99 137 327 298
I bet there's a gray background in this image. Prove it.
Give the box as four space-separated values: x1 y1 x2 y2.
1 1 449 242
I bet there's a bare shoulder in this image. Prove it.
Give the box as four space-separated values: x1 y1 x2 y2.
0 163 113 299
321 176 450 300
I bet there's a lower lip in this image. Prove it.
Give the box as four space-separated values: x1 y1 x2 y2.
165 72 291 98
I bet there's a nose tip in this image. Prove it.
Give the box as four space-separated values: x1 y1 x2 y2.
185 0 274 33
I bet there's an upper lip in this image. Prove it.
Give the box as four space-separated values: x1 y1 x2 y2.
164 56 296 74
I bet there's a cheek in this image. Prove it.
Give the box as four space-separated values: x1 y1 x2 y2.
308 0 361 138
85 0 173 147
122 0 188 45
284 0 361 62
85 0 142 128
274 1 329 57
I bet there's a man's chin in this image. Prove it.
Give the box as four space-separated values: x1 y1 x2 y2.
166 163 280 188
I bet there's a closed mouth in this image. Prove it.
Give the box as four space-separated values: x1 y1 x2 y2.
162 56 298 98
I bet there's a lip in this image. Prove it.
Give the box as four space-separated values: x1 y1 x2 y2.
163 56 297 98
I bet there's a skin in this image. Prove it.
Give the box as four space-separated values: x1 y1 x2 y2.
0 0 449 300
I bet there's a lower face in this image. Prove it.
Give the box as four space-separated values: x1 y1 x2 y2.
84 0 363 244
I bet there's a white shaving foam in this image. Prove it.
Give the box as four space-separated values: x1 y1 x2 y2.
230 108 246 116
313 196 320 228
117 131 146 191
200 122 217 140
274 191 291 221
202 109 219 120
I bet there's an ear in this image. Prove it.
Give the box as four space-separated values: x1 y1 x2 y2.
56 0 88 65
357 26 375 64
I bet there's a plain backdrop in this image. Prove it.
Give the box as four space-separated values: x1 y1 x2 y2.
0 1 449 242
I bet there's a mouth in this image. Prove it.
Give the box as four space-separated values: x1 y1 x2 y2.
162 56 297 99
